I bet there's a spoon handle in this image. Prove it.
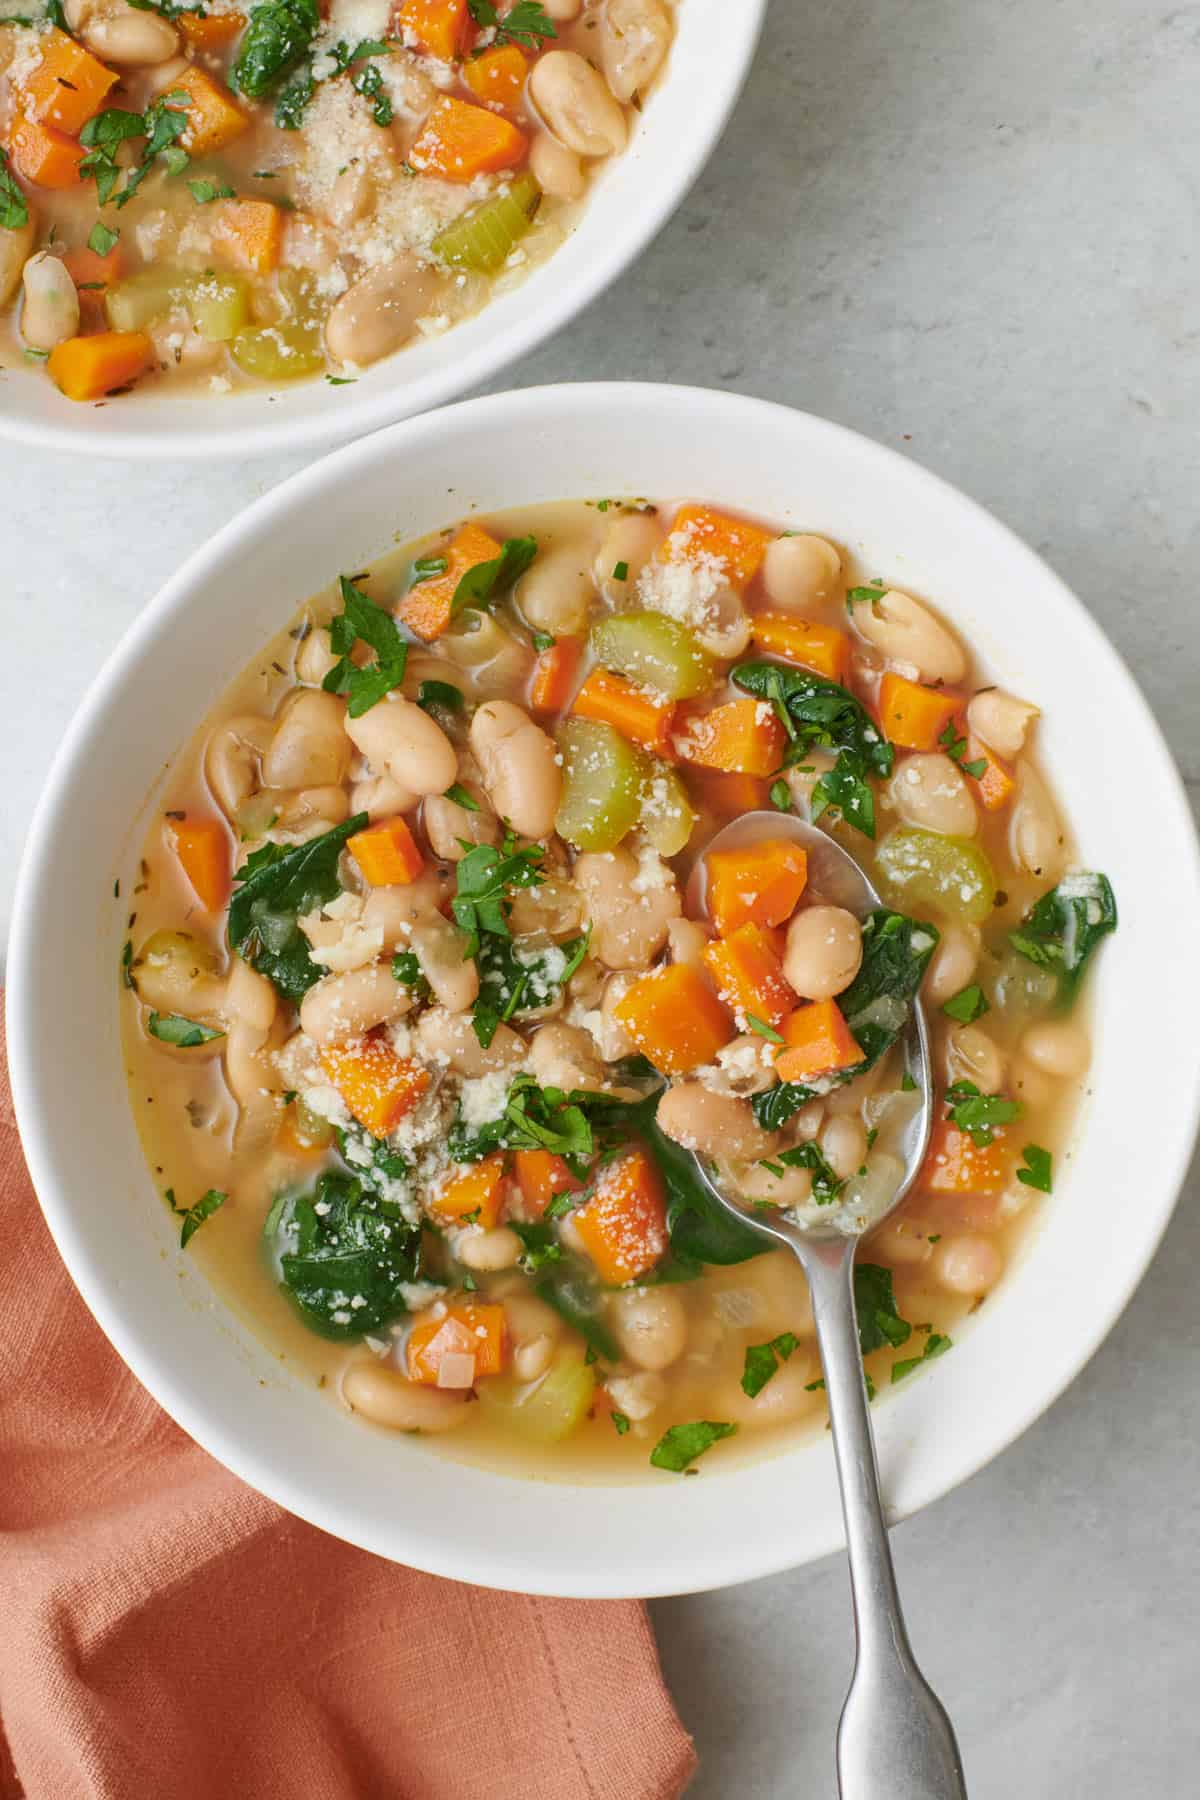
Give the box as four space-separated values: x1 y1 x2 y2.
804 1241 969 1800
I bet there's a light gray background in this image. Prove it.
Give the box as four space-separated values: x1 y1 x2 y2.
2 0 1197 1793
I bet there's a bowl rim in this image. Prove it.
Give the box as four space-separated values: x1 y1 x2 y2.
8 381 1200 1597
0 2 767 463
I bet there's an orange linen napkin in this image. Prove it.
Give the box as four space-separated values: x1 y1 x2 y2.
0 1009 696 1800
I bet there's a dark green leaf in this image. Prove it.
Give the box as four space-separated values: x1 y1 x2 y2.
274 68 315 128
733 660 894 838
391 949 426 991
167 1185 226 1249
147 1011 225 1047
944 1080 1022 1148
450 535 537 619
611 1409 631 1435
416 678 464 713
0 147 29 231
1016 1143 1053 1193
451 832 544 957
741 1330 800 1398
942 983 989 1023
765 1141 845 1205
233 0 320 97
769 778 791 811
1009 873 1117 1008
892 1331 951 1382
854 1263 912 1355
267 1169 421 1338
334 1123 410 1200
650 1420 737 1472
535 1264 620 1360
188 177 236 203
510 1220 563 1272
445 781 480 811
227 813 365 1002
321 575 408 716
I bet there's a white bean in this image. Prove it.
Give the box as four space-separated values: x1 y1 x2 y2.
323 167 375 229
423 784 500 860
205 716 276 819
849 589 966 683
594 509 664 599
783 905 863 1000
346 695 457 796
932 1234 1003 1296
732 1159 814 1209
132 931 224 1017
294 625 339 685
80 4 178 64
656 1083 780 1163
530 50 627 157
415 1007 524 1076
1020 1019 1090 1078
869 1220 933 1269
820 1114 868 1181
574 846 680 969
343 1362 469 1431
20 253 79 351
529 130 586 200
888 752 978 838
761 534 841 611
945 1023 1005 1093
517 542 595 637
526 1021 607 1093
408 913 479 1013
352 773 422 821
967 688 1039 759
507 874 585 939
223 956 278 1034
714 1357 818 1429
1010 760 1065 881
923 921 980 1006
542 0 581 14
455 1225 522 1271
600 0 671 102
666 916 708 967
468 700 561 839
695 587 752 659
609 1286 687 1371
0 213 35 308
261 689 349 790
299 962 412 1046
362 869 450 947
324 257 443 367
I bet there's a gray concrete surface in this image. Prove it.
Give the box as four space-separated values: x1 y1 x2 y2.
2 0 1198 1792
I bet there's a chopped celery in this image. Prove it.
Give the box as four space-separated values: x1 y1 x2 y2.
188 271 252 342
638 759 695 856
291 1097 335 1150
875 827 996 924
984 948 1058 1023
105 268 192 332
590 611 714 700
476 1353 596 1444
431 172 541 273
555 717 644 852
230 318 324 380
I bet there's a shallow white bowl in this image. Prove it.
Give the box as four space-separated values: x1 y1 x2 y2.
0 3 764 461
9 384 1200 1597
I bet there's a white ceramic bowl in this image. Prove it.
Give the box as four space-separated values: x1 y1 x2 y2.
0 3 764 462
9 384 1200 1597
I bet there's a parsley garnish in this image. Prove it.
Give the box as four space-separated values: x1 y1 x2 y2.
166 1185 225 1249
1016 1143 1053 1193
769 777 791 811
531 630 556 652
391 950 428 993
188 177 236 204
450 535 537 620
942 983 989 1023
79 92 191 208
611 559 629 581
87 219 119 255
732 660 894 839
854 1264 912 1355
745 1013 784 1044
900 1070 917 1092
944 1080 1022 1147
511 1220 563 1272
649 1419 737 1472
451 832 544 959
444 781 480 812
741 1330 800 1398
468 0 556 48
1009 873 1117 1008
611 1409 631 1435
412 553 448 583
845 581 885 611
121 939 134 988
0 147 30 231
892 1331 951 1382
147 1012 225 1047
416 678 464 714
937 719 987 780
759 1141 846 1206
321 575 407 716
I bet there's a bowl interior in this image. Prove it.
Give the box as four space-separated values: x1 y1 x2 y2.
0 1 765 461
9 383 1200 1597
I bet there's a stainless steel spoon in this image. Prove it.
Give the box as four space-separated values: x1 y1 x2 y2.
685 811 968 1800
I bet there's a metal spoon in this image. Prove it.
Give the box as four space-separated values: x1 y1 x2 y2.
685 812 968 1800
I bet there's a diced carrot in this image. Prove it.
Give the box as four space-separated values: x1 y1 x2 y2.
407 1302 507 1385
463 43 528 111
703 922 797 1029
178 11 246 47
165 814 229 913
774 999 863 1084
662 504 774 588
529 637 583 714
674 697 786 777
694 770 772 817
574 1147 668 1285
319 1039 430 1137
572 667 676 757
20 28 117 135
705 837 808 936
62 244 124 293
347 815 424 887
877 672 964 752
394 0 473 62
47 330 155 400
432 1152 507 1229
7 114 85 188
211 198 283 274
512 1149 580 1219
953 716 1016 812
408 95 527 183
750 613 850 684
920 1120 1010 1194
613 963 734 1075
398 521 502 640
170 66 250 157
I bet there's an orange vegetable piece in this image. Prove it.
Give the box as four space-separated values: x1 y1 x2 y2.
921 1120 1010 1194
319 1039 430 1137
512 1149 580 1219
952 717 1016 812
62 244 124 320
178 11 246 47
572 667 676 757
694 770 771 817
398 521 502 640
662 504 774 588
212 198 283 274
574 1147 668 1285
463 43 528 111
674 697 786 777
751 613 850 684
171 65 250 157
7 114 85 189
164 814 230 913
774 999 863 1084
348 815 425 887
705 837 808 936
408 95 527 183
877 672 963 752
612 963 734 1076
432 1153 507 1229
47 330 154 400
394 0 472 62
703 922 797 1029
20 28 118 135
529 637 583 714
408 1302 508 1385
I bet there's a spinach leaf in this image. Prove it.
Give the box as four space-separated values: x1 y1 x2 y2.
473 928 590 1046
450 535 537 620
732 659 895 837
148 1011 225 1047
335 1123 410 1200
267 1169 421 1339
741 1330 800 1398
854 1263 912 1355
650 1420 737 1472
758 1141 845 1205
1 148 29 231
321 575 408 716
534 1263 619 1361
227 812 365 1002
633 1091 767 1268
754 908 938 1130
447 1074 596 1172
166 1185 225 1249
274 68 315 128
1009 872 1116 1007
233 0 319 96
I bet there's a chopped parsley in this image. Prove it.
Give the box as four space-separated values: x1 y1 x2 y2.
188 177 237 204
531 631 556 653
731 660 894 839
451 832 545 959
468 0 556 49
0 148 29 232
87 219 119 255
944 1080 1022 1148
444 781 480 812
1009 873 1117 1008
412 553 448 583
611 1409 631 1436
1016 1143 1053 1193
510 1220 564 1272
740 1330 800 1398
79 92 191 207
121 939 134 988
745 1013 784 1044
769 777 792 811
391 949 427 992
450 535 537 620
321 575 408 716
147 1012 225 1047
892 1331 951 1382
416 678 464 714
942 983 989 1023
937 719 987 780
611 560 629 581
166 1185 225 1249
649 1419 737 1473
764 1141 847 1206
